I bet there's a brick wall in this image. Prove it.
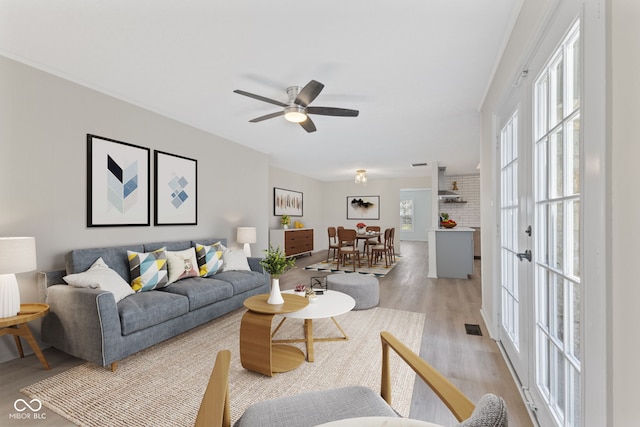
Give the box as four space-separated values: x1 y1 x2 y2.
438 173 480 227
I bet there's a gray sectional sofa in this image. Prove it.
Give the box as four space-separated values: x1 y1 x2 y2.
39 238 269 370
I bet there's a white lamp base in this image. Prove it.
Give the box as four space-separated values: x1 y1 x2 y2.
242 243 252 257
0 274 21 318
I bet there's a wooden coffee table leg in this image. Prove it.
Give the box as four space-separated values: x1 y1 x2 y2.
304 319 314 362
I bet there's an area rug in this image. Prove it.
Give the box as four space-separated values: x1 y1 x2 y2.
21 306 425 427
304 257 400 277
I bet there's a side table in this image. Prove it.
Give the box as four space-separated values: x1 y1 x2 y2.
0 303 51 370
240 293 308 376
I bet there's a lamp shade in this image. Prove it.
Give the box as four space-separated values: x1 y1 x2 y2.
237 227 257 244
0 237 37 274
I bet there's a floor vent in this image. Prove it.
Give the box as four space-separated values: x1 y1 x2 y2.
465 324 483 336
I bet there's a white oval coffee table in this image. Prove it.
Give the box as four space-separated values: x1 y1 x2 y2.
273 290 356 362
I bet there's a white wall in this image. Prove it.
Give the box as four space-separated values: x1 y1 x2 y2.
0 56 270 362
611 1 640 425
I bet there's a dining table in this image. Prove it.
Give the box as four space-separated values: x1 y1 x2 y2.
354 231 381 255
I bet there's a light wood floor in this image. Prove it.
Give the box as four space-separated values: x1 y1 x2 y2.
0 241 533 426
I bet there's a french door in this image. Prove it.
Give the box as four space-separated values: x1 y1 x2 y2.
497 16 582 427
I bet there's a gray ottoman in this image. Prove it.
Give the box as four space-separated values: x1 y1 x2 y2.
326 274 379 310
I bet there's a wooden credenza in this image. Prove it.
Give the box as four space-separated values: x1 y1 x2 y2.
270 228 314 257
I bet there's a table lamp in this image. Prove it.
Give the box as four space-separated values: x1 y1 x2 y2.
237 227 257 257
0 237 37 318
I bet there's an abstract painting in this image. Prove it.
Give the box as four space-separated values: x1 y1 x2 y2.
347 196 380 220
274 187 303 217
87 134 150 227
154 150 197 225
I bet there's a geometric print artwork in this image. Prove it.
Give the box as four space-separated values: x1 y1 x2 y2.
107 155 139 213
168 175 189 209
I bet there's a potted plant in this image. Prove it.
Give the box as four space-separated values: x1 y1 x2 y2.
259 245 296 304
280 214 290 229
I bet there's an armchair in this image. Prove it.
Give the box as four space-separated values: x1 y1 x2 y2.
199 333 507 427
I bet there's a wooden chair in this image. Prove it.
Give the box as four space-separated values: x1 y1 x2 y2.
234 331 508 426
336 228 361 271
326 227 340 262
195 349 231 427
389 227 396 263
364 225 381 259
370 228 392 267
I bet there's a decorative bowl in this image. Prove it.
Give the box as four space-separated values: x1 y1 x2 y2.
441 222 457 229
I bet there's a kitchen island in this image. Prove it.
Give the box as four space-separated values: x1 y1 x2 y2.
428 227 474 279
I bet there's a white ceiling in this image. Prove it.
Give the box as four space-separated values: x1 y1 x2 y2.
0 0 520 181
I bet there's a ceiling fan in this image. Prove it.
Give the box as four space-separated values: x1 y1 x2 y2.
233 80 359 133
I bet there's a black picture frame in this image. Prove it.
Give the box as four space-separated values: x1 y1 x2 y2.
274 187 303 217
87 134 150 227
154 150 198 226
346 196 380 220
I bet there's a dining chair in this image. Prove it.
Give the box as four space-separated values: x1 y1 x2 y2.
336 228 360 271
326 227 340 262
232 331 508 427
389 227 396 263
364 225 381 259
369 228 392 268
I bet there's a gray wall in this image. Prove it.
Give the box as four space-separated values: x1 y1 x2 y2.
0 56 270 362
399 188 431 241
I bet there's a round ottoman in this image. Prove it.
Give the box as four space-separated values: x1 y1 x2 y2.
326 274 379 310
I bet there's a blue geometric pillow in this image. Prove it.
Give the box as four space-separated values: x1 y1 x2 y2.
127 248 169 292
195 242 224 277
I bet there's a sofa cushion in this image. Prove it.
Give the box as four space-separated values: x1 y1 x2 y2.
63 257 134 303
127 248 169 292
221 248 251 272
160 277 234 311
166 248 199 284
214 270 266 295
144 240 192 252
195 242 224 277
118 291 189 336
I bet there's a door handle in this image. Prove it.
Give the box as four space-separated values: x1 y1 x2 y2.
516 249 532 262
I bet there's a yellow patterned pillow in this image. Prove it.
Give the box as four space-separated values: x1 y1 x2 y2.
195 242 224 277
127 248 169 292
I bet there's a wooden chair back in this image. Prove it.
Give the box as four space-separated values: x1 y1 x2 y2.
328 227 338 243
195 349 231 427
380 331 475 422
338 228 356 246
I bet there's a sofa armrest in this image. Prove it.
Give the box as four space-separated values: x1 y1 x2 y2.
247 257 264 274
42 285 122 367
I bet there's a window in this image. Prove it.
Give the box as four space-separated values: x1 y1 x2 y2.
400 199 413 231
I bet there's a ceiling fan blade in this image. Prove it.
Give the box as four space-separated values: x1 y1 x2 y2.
294 80 324 107
249 111 284 122
234 90 288 107
299 117 317 133
307 106 359 117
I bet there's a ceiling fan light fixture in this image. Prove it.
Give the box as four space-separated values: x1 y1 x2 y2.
355 169 367 184
284 106 307 123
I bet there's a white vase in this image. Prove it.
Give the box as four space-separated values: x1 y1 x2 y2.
283 224 288 229
267 277 284 305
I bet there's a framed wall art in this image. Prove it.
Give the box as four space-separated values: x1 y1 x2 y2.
87 134 150 227
274 187 303 217
347 196 380 220
154 150 198 226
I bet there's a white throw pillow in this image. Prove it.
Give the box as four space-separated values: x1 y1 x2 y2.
221 248 251 271
166 248 199 284
63 257 134 303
